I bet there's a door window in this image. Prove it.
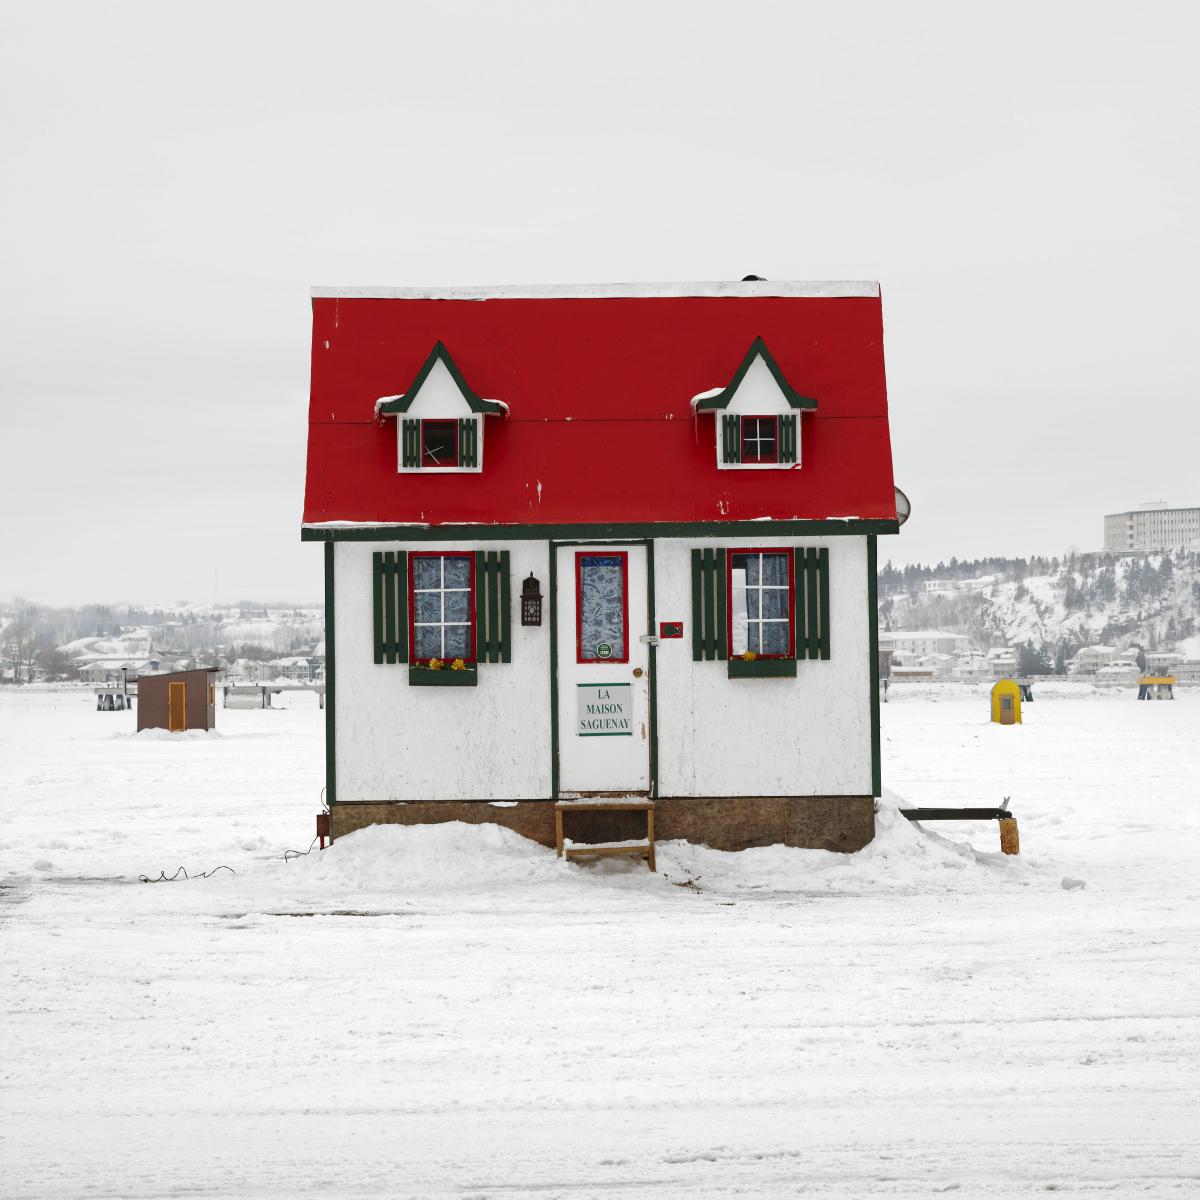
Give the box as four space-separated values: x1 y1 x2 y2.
576 552 629 663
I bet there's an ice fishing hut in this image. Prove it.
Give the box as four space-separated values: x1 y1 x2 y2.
303 281 900 851
991 678 1022 725
136 668 219 732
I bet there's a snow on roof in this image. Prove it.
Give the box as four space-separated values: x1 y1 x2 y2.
312 281 880 301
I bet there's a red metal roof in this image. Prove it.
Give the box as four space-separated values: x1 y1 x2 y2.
303 287 896 529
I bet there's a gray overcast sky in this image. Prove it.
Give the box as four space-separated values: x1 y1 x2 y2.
2 1 1196 605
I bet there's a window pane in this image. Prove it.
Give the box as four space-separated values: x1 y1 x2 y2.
747 623 762 654
761 553 788 585
443 557 471 589
443 625 471 658
443 589 471 623
413 591 441 623
414 625 442 659
746 589 760 619
761 588 788 619
730 567 748 655
761 621 790 655
413 558 441 589
578 554 626 660
422 421 457 467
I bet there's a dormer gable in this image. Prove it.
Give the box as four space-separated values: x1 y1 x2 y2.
376 342 506 474
691 337 817 471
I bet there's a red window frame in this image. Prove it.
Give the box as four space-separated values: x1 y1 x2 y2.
408 551 477 663
421 419 459 468
741 415 779 464
575 550 630 664
726 547 795 659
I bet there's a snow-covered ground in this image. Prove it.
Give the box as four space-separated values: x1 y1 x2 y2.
2 685 1198 1198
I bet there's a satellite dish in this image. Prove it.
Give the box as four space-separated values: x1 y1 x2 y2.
894 486 912 527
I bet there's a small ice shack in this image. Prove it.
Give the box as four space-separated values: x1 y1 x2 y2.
303 281 899 851
136 668 219 733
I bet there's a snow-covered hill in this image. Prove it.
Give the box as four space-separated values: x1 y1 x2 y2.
881 550 1200 655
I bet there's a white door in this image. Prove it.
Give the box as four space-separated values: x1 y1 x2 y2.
556 544 651 795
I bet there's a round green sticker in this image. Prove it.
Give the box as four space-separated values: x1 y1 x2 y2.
596 643 613 659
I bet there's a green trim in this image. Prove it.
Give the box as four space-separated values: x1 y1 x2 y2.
373 551 408 663
472 550 511 664
646 539 659 800
549 545 560 800
324 542 336 806
715 547 728 659
818 546 831 660
458 417 479 467
487 550 500 660
806 548 821 661
868 534 881 799
701 548 716 659
377 342 506 416
408 665 478 686
692 337 819 412
690 549 703 661
372 551 384 664
383 551 396 663
302 519 900 542
499 550 511 663
401 418 420 467
779 413 798 463
728 657 797 678
722 413 741 463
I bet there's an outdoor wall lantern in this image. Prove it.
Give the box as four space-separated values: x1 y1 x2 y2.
521 572 543 627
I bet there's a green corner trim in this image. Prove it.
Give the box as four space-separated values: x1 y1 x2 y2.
646 539 659 800
692 337 819 412
376 341 505 416
301 519 899 543
324 542 336 806
867 534 882 798
408 665 479 686
548 545 560 800
727 657 798 678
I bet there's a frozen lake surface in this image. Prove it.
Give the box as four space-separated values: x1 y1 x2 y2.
2 685 1198 1198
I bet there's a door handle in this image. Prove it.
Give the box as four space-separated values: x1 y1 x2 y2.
632 667 644 678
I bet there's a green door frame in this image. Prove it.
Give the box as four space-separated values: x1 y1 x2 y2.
549 537 658 800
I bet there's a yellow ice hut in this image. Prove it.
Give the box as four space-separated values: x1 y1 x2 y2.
991 679 1022 725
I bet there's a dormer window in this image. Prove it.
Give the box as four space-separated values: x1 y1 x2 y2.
376 341 507 475
741 416 778 464
422 420 459 468
692 337 816 471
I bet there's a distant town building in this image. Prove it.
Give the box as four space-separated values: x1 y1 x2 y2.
1104 502 1200 551
880 630 971 659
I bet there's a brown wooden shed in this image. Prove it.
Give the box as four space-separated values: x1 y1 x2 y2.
136 668 219 732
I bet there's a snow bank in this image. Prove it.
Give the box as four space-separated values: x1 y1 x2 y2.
276 799 1027 903
288 821 568 892
657 797 1030 899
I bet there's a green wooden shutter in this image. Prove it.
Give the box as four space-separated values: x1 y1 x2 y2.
721 414 741 463
690 548 728 661
794 547 830 661
473 550 511 664
401 419 421 468
458 418 478 468
372 550 409 663
779 414 798 463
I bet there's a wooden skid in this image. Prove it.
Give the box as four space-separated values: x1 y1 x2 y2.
566 844 650 860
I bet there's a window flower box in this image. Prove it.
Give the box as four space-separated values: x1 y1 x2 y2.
727 656 796 679
409 662 478 687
